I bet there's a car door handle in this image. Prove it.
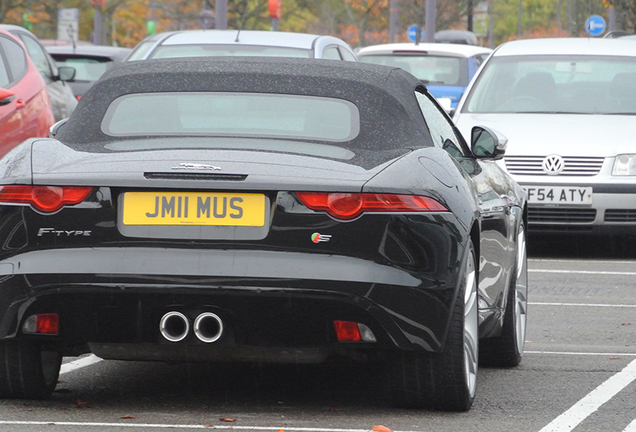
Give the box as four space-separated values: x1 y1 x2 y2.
15 99 25 109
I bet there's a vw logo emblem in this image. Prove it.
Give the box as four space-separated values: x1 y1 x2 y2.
542 155 564 175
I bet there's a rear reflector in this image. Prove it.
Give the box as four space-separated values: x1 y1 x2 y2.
295 192 447 220
333 321 376 342
334 321 361 341
0 185 93 213
23 313 59 335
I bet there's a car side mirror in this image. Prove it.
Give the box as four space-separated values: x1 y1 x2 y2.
58 66 76 82
0 88 15 106
471 125 507 160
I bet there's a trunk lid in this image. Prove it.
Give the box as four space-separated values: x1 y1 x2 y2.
32 139 407 191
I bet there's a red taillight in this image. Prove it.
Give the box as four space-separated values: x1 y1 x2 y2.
0 185 93 213
295 192 447 220
36 313 59 335
333 321 362 342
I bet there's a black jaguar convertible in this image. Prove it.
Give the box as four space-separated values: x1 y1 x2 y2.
0 57 527 411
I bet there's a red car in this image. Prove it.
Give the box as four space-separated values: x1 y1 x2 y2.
0 28 54 157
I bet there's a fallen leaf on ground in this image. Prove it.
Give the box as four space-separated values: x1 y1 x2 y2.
76 400 89 408
120 414 136 419
220 418 236 422
610 356 620 360
372 426 394 432
622 322 631 326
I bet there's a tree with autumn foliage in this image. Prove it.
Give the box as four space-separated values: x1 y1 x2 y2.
342 0 388 46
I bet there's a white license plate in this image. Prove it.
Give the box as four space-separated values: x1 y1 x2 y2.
523 186 593 205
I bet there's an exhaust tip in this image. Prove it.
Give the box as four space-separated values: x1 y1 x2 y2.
194 312 223 343
159 311 190 342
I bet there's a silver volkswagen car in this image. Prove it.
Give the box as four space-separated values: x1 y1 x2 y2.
126 30 358 62
453 38 636 235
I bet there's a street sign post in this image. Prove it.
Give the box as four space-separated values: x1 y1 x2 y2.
585 15 606 36
57 8 79 43
407 24 423 42
269 0 282 31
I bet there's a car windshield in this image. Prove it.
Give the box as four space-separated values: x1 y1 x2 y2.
53 56 112 81
102 92 359 142
464 55 636 114
359 54 467 86
151 44 312 59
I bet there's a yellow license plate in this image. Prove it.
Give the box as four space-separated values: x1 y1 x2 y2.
122 192 266 226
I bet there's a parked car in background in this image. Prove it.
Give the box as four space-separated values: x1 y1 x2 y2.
126 30 358 61
357 43 492 111
0 57 527 412
603 30 633 38
453 38 636 236
0 28 54 156
435 29 479 45
46 45 132 100
0 24 77 121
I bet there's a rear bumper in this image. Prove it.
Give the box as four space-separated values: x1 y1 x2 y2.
0 247 462 362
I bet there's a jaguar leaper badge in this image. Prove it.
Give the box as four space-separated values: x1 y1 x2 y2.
171 163 222 171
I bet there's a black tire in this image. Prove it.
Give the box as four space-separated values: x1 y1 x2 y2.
388 240 479 411
480 222 528 367
0 340 61 399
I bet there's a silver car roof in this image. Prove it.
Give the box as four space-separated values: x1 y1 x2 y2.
493 37 636 57
133 30 356 60
160 30 325 48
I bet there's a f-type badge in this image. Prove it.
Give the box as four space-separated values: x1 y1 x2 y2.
171 163 222 171
311 233 332 243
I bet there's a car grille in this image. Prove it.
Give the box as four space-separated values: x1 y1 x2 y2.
505 156 604 176
604 210 636 222
528 207 597 223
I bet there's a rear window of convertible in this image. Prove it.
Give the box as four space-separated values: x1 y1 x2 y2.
102 92 360 142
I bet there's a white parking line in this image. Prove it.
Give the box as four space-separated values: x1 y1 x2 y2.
59 354 103 375
528 259 636 265
529 269 636 276
538 358 636 432
529 302 636 308
526 351 636 356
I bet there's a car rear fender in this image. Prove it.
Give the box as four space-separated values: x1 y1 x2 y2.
0 140 34 185
363 147 478 232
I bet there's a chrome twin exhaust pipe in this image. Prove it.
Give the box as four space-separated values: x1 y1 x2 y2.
193 312 224 343
159 311 223 343
159 311 190 342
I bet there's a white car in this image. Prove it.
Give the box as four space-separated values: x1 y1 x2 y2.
357 43 492 110
126 30 358 62
453 38 636 235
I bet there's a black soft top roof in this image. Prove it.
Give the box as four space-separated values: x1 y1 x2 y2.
57 56 434 151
